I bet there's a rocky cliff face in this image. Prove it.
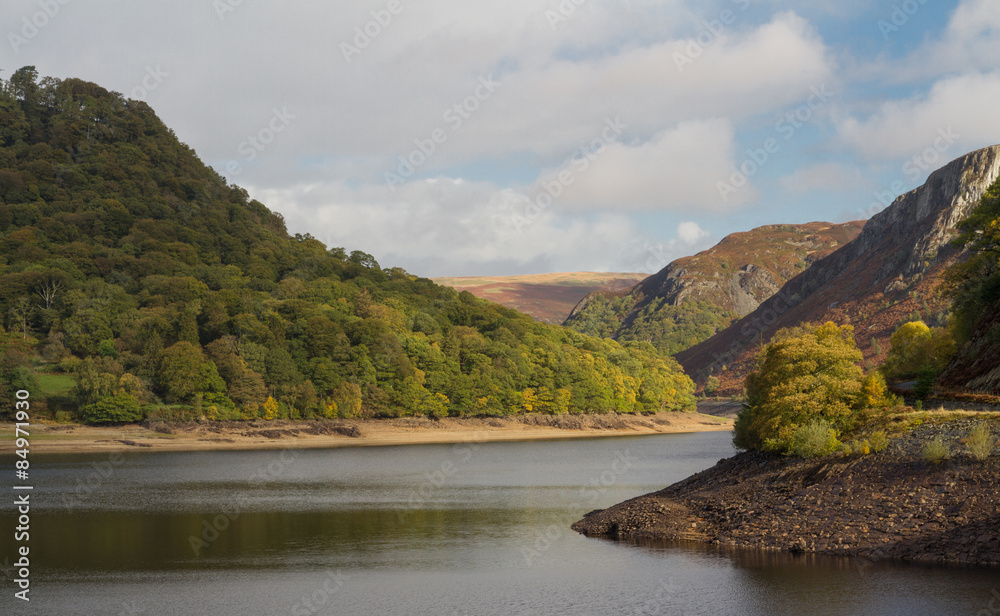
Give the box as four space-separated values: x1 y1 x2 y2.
677 145 1000 392
564 223 862 354
616 222 860 318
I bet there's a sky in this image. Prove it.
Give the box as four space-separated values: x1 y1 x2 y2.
3 0 1000 277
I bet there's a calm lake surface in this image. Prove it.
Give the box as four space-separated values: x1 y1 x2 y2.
2 431 997 615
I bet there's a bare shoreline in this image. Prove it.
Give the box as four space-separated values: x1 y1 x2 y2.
3 411 734 455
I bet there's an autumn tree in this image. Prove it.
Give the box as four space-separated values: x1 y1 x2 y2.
735 322 865 453
880 320 956 380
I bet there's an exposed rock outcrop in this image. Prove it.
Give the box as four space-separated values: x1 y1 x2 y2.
677 145 1000 392
564 223 863 352
573 419 1000 566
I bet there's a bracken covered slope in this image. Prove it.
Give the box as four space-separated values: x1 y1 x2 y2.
676 145 1000 393
564 222 863 355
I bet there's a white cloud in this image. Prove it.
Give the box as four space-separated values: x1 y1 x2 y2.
836 71 1000 160
528 119 747 212
249 179 652 276
778 162 866 194
677 221 709 244
897 0 1000 79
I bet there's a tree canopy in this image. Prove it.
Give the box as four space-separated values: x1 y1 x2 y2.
734 322 877 453
946 174 1000 341
0 68 696 422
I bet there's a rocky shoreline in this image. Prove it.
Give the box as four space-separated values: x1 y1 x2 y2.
573 418 1000 566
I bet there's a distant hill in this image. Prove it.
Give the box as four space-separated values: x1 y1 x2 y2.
564 222 863 355
433 272 646 324
677 145 1000 394
0 67 697 421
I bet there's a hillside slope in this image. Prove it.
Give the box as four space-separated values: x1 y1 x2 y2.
564 222 863 355
677 145 1000 393
432 272 646 324
0 67 696 421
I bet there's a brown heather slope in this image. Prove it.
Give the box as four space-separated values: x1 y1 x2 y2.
433 272 646 324
677 145 1000 395
612 221 862 318
563 222 863 355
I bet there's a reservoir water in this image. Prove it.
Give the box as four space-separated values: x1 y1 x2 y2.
2 431 997 615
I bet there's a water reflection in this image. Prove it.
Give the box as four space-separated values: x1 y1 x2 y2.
1 432 996 616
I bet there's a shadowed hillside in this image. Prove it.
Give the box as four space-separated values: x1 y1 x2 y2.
677 145 1000 394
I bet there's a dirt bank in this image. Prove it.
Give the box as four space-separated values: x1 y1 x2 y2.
5 411 733 455
573 417 1000 566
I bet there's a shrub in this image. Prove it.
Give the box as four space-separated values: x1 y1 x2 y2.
913 367 937 400
77 392 143 424
921 437 950 464
704 376 721 396
790 420 842 458
869 430 890 453
966 424 995 461
840 438 869 457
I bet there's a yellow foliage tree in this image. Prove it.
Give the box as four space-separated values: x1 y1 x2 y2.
881 320 956 379
858 372 890 409
262 396 279 421
735 322 865 453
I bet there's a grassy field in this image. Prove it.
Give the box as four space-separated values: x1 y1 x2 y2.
35 372 75 397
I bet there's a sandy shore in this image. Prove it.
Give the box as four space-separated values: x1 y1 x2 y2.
3 411 733 455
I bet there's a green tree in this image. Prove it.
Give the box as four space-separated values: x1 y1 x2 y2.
735 322 865 453
880 320 955 380
945 175 1000 340
77 392 143 424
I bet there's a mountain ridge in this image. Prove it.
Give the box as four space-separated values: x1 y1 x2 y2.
563 221 863 356
676 144 1000 393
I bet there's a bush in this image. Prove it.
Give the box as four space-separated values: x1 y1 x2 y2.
921 437 950 464
841 438 869 457
76 392 144 424
869 430 890 453
966 424 995 461
704 376 721 396
914 367 937 400
790 420 842 458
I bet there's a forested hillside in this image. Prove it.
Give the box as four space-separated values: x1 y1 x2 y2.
0 67 695 422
